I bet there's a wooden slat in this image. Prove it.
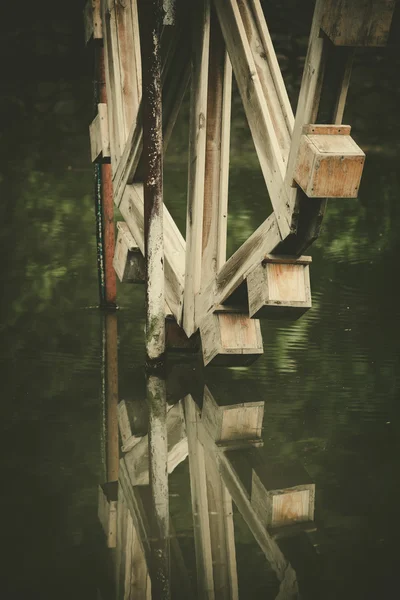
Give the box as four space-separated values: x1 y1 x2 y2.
183 0 211 337
101 0 127 166
201 8 232 292
114 0 141 134
192 395 300 598
184 396 215 599
213 0 291 238
113 19 191 207
196 214 281 324
119 184 185 324
84 0 102 44
205 449 239 600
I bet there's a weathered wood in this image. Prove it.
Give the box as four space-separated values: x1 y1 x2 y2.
147 374 170 599
194 397 299 598
205 448 239 600
98 481 118 548
101 0 127 166
321 0 396 47
202 386 264 448
113 17 191 206
196 214 281 324
141 1 165 363
183 0 211 337
251 460 315 529
213 0 291 237
116 485 151 600
117 399 148 453
201 9 232 292
119 184 185 323
124 401 188 485
200 312 263 367
84 0 102 44
113 222 145 283
247 257 312 320
89 104 110 162
294 129 365 198
183 396 215 600
114 0 141 136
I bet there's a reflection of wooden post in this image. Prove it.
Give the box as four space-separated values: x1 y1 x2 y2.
184 396 215 600
105 312 119 482
147 374 170 599
205 458 238 600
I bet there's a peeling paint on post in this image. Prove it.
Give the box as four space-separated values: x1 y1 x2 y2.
141 0 165 365
147 373 170 599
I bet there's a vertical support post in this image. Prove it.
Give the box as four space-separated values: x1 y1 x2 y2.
105 312 119 482
96 42 117 308
183 0 211 336
201 7 232 288
141 0 165 364
147 374 170 600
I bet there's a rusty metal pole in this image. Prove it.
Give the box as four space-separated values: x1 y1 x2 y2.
95 43 117 309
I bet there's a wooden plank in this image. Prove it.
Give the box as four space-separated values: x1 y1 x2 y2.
202 386 264 446
105 312 119 482
321 0 396 47
200 313 263 367
113 19 191 206
84 0 102 44
192 396 300 598
213 0 291 238
238 0 293 161
89 104 110 162
115 0 141 134
201 9 232 293
302 124 351 136
119 184 185 324
101 0 127 167
183 0 211 337
196 214 281 325
184 396 215 599
205 448 239 600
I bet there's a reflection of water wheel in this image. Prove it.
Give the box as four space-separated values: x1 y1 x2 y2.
85 0 395 366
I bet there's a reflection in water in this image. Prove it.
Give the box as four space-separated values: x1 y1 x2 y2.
99 323 320 599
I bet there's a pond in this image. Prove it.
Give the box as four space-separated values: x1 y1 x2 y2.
1 1 400 599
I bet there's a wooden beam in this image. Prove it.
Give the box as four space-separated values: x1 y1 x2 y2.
184 396 215 599
193 395 299 598
124 400 188 486
113 18 191 207
84 0 102 44
201 8 232 291
119 184 185 324
89 104 110 162
101 0 127 167
213 0 292 238
196 214 281 324
183 0 211 337
205 451 239 600
147 374 170 599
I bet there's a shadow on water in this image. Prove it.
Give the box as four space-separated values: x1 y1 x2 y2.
1 0 400 599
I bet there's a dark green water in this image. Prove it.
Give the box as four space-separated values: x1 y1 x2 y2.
1 2 400 599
